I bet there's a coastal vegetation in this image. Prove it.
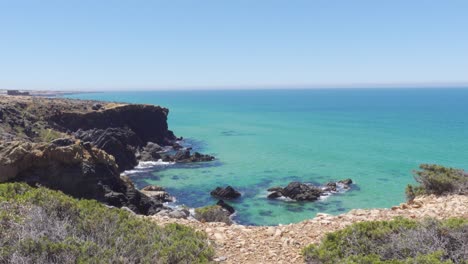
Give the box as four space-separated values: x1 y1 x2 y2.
406 164 468 201
302 217 468 264
0 183 214 264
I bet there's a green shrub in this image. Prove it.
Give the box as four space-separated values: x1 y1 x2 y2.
302 217 468 264
194 205 232 225
0 183 214 264
406 164 468 200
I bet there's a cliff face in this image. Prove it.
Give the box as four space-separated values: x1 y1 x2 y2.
0 96 176 215
50 104 176 146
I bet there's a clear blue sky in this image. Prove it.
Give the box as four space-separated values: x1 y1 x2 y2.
1 0 468 90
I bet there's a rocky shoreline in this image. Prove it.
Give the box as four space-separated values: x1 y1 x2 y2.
148 194 468 263
0 95 214 215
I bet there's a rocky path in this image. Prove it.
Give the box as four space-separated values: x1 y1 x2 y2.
148 195 468 264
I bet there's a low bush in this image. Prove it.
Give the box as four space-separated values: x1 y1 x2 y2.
406 164 468 201
194 205 232 225
302 217 468 264
0 183 214 264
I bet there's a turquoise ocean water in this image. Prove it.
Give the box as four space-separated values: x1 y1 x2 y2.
69 89 468 225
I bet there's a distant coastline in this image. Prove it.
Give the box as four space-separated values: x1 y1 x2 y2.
0 89 100 98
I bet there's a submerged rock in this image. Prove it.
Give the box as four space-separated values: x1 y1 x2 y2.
217 199 236 214
211 186 241 199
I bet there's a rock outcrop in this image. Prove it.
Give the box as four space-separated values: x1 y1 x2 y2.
0 140 162 215
140 185 174 203
211 186 241 200
164 149 215 163
138 142 163 161
49 104 177 145
268 179 353 201
268 182 324 201
0 96 215 215
74 127 141 171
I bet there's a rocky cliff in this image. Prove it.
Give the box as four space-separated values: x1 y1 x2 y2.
0 95 200 215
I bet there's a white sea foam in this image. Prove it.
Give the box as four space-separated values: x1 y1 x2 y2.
122 159 175 176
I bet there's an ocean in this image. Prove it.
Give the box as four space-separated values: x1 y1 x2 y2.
68 88 468 225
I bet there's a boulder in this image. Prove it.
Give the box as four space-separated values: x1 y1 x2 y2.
282 182 323 201
210 186 241 199
138 142 162 161
267 182 323 201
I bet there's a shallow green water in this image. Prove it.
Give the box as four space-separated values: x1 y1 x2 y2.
69 89 468 225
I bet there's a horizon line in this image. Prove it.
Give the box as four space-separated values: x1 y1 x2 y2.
2 81 468 92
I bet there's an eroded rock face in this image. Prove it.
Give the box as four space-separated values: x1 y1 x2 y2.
0 141 162 215
211 186 241 200
49 104 176 145
0 96 216 216
74 128 141 171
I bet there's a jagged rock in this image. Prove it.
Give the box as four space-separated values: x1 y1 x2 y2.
166 149 215 163
282 182 323 201
191 152 215 162
267 182 323 201
173 149 191 161
217 200 235 215
323 182 337 192
211 186 241 199
138 142 162 161
74 127 141 171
